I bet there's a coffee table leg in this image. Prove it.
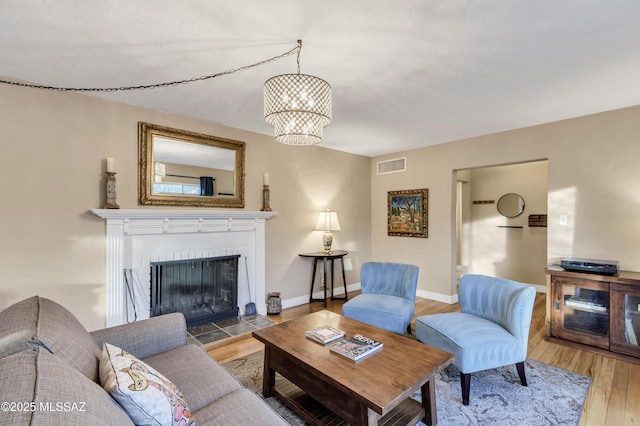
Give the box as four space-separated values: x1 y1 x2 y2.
366 407 381 425
262 346 275 397
352 403 379 426
421 379 437 425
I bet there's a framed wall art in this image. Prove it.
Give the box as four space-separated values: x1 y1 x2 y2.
387 188 428 238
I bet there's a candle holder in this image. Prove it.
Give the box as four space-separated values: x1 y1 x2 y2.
261 185 272 211
104 172 120 209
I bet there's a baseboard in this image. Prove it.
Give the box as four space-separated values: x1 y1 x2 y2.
280 282 545 310
280 282 362 310
531 284 546 293
416 289 459 304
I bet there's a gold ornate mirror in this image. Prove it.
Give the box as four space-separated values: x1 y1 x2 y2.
139 122 245 208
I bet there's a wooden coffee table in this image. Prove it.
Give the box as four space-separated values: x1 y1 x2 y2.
252 310 453 425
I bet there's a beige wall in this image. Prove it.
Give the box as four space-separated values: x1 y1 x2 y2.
372 106 640 299
0 82 371 330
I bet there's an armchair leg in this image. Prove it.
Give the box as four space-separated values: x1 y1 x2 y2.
516 361 528 386
459 364 525 406
406 323 412 335
460 373 471 405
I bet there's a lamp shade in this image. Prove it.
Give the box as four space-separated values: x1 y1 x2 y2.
315 210 341 232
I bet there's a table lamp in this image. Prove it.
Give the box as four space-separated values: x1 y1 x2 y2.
315 209 341 253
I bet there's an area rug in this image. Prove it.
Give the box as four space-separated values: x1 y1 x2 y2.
222 351 590 426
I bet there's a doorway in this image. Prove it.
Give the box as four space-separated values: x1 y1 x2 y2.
456 160 548 286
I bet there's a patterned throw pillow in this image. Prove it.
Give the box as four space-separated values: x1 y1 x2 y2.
99 343 195 426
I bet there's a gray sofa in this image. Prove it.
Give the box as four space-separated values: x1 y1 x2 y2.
0 296 287 425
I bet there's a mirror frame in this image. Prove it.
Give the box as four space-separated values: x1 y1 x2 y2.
496 193 525 218
139 122 245 208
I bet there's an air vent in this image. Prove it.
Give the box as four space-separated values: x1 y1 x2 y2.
377 157 406 175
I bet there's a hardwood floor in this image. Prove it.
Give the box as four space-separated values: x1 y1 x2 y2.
207 292 640 425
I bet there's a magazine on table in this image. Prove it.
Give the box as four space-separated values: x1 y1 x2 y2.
305 325 346 344
330 334 383 361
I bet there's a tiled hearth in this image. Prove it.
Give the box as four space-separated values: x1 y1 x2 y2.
187 314 276 346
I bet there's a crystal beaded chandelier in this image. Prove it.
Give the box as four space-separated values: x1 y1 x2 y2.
264 40 332 145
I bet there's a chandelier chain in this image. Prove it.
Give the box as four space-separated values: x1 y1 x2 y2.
0 43 301 93
296 39 302 74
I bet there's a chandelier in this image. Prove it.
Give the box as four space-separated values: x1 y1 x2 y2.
264 40 332 145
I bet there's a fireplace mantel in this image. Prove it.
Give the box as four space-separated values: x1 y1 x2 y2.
91 209 277 220
91 209 277 326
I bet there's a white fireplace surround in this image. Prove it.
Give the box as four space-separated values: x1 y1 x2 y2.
91 209 277 327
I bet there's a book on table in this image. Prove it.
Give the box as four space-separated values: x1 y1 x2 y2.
305 325 346 344
330 334 383 361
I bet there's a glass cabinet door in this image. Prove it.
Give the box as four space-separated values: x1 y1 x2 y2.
551 275 610 349
610 283 640 357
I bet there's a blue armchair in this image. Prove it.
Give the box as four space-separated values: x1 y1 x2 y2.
342 262 419 334
416 274 535 405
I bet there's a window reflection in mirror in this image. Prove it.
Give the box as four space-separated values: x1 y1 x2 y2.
152 137 235 196
139 122 245 208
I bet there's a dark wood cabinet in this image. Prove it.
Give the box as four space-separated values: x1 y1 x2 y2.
546 266 640 362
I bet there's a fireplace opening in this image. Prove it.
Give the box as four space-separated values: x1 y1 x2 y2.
150 254 240 328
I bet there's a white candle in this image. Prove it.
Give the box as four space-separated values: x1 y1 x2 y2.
106 157 115 172
263 172 270 186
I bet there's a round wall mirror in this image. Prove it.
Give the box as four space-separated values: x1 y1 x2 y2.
497 193 525 218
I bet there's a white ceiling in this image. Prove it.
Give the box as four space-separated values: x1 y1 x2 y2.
2 1 640 157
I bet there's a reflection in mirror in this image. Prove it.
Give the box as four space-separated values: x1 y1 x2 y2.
497 193 525 218
139 122 245 208
153 137 235 196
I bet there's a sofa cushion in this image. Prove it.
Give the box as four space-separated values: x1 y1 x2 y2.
142 344 243 413
0 347 134 426
90 312 187 360
99 343 195 426
0 296 102 382
192 389 288 426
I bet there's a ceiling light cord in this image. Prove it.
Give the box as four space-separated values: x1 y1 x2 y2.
0 43 300 93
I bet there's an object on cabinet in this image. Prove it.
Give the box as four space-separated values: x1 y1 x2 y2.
560 257 619 275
